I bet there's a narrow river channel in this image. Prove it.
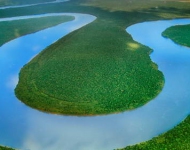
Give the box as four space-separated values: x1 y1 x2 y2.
0 10 190 150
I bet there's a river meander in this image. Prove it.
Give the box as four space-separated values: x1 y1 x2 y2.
0 12 190 150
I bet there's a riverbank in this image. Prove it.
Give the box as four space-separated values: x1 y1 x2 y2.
162 24 190 48
0 15 74 46
121 116 190 150
121 21 190 150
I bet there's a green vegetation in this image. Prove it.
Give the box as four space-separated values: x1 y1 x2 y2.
162 24 190 47
13 0 190 116
120 116 190 150
81 0 190 18
0 145 15 150
0 0 54 7
15 21 164 115
1 0 190 149
0 15 74 46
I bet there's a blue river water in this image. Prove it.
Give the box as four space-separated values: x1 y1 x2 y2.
0 12 190 150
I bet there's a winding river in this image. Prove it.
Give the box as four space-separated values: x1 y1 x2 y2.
0 3 190 150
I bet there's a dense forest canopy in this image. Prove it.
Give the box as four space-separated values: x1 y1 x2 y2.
0 0 54 6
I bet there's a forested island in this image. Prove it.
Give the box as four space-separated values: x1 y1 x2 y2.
162 24 190 47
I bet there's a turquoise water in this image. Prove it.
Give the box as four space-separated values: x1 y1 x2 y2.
0 12 190 149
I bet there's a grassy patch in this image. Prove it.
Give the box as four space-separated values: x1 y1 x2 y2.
0 15 74 47
120 116 190 150
162 24 190 47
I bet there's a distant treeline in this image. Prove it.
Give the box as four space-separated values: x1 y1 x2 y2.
162 24 190 48
0 0 54 6
0 16 74 46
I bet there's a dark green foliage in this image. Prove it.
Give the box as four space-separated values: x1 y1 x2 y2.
120 116 190 150
13 0 190 116
0 0 54 7
0 145 15 150
15 22 164 115
15 1 165 116
0 16 74 47
1 0 190 149
162 24 190 47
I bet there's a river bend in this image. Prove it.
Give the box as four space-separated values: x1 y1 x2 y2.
0 12 190 150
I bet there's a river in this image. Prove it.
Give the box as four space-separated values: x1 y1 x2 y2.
0 7 190 150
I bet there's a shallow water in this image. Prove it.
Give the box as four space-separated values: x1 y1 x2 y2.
0 13 190 150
